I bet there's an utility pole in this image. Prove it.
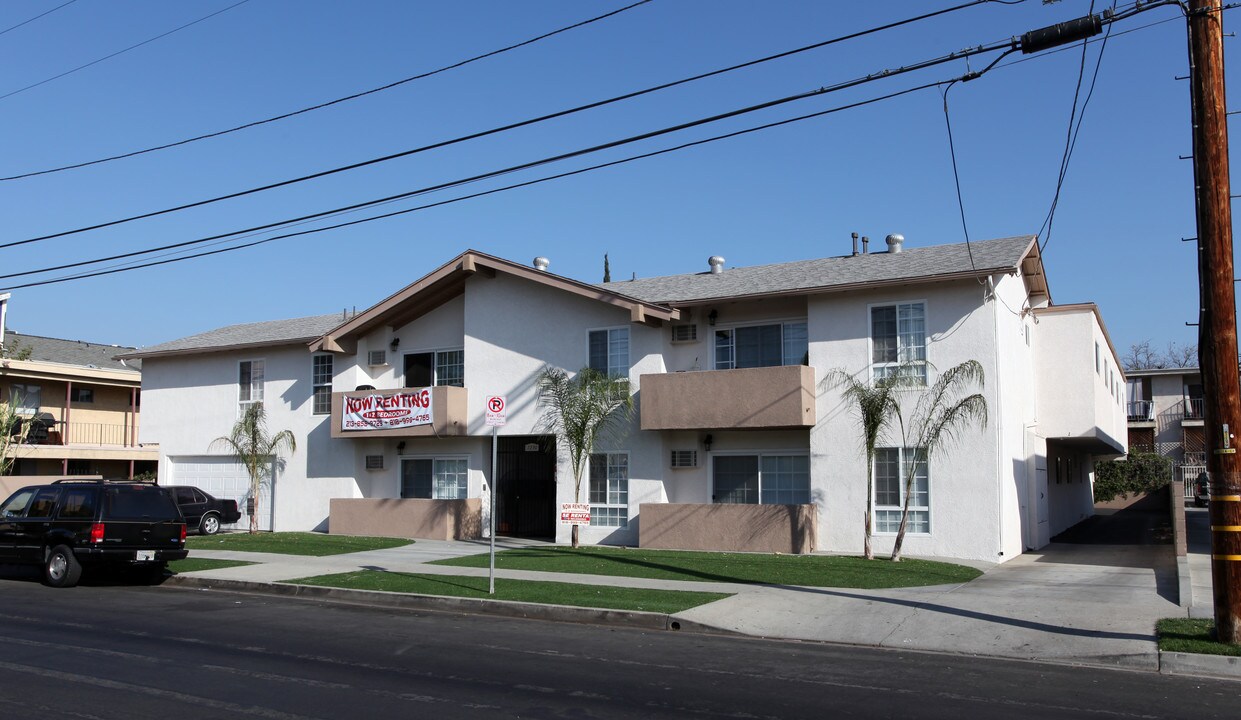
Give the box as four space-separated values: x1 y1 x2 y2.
1188 0 1241 644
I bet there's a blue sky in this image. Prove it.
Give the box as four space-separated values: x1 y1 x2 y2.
0 0 1227 359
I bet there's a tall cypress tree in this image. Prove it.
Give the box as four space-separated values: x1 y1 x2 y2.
603 253 611 283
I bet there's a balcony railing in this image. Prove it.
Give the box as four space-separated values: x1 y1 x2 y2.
640 366 815 431
1126 400 1154 422
1184 397 1205 420
12 418 140 447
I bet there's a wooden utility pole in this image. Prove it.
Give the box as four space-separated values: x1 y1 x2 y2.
1188 0 1241 644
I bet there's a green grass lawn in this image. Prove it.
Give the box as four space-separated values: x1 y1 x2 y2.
1157 618 1241 656
291 570 731 613
187 532 413 556
431 546 981 589
168 558 255 574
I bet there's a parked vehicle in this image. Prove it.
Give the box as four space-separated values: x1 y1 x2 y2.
166 485 241 535
0 479 187 587
1195 471 1211 508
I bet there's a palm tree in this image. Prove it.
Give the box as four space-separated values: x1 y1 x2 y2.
1 401 30 477
890 359 988 562
211 403 296 534
536 366 633 548
825 369 904 560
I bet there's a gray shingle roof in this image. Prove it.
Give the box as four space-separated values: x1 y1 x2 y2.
3 332 140 373
119 313 345 359
599 236 1036 304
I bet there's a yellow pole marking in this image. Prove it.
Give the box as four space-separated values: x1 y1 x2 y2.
1213 495 1241 502
1210 525 1241 532
1212 555 1241 561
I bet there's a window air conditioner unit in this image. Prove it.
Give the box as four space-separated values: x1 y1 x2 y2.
365 455 384 470
367 350 387 366
670 324 698 343
670 450 698 468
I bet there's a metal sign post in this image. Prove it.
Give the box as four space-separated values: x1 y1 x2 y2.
484 395 506 595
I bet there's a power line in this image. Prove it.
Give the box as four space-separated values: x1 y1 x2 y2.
1 0 656 181
0 0 250 102
0 0 1176 284
0 79 964 291
0 0 1014 246
1 33 1026 260
0 0 78 38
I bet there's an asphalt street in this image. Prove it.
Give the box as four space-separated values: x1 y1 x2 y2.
0 574 1237 719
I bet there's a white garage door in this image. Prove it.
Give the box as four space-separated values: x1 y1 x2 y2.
168 456 274 532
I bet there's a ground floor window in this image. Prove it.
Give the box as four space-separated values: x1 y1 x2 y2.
712 453 810 505
588 452 628 527
874 447 929 534
401 457 468 500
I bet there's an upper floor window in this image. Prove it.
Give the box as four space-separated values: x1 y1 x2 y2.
8 383 41 414
588 328 629 377
871 302 926 383
312 355 333 415
70 387 94 403
404 349 464 388
239 360 264 410
713 321 807 370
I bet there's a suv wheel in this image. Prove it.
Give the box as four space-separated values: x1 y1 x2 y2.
45 545 83 588
200 513 221 535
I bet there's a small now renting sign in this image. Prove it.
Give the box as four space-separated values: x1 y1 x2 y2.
560 503 590 526
341 389 433 431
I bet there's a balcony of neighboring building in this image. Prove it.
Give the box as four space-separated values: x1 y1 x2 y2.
1182 396 1205 426
329 386 468 439
639 365 815 431
1126 400 1155 425
5 416 157 462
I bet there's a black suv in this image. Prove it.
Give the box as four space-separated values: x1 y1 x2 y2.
0 479 188 587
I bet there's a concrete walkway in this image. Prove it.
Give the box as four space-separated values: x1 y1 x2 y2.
178 535 1181 671
1185 506 1216 619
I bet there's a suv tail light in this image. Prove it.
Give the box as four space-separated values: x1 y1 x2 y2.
179 524 187 543
89 523 105 544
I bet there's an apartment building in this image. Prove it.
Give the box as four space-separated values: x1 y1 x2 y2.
1125 366 1205 489
124 235 1126 561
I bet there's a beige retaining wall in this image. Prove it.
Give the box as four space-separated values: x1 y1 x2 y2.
329 498 482 541
639 503 817 554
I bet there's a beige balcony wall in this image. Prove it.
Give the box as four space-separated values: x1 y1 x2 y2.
640 366 815 431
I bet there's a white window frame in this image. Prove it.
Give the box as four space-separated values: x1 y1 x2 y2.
873 446 930 536
868 300 928 384
711 318 808 371
399 455 470 500
709 450 811 505
588 451 629 527
432 347 464 387
238 359 265 412
586 326 630 378
8 383 41 414
312 354 333 415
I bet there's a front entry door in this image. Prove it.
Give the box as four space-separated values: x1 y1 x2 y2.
495 436 556 538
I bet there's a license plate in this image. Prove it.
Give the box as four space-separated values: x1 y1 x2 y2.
135 550 155 562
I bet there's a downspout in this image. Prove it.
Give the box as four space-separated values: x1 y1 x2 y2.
130 387 137 448
988 275 1007 557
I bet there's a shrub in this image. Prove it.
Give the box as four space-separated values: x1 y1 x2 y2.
1093 452 1172 502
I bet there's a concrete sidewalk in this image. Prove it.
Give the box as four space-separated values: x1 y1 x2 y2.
173 536 1181 671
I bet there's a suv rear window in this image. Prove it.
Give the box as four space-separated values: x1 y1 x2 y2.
58 489 99 520
103 487 179 520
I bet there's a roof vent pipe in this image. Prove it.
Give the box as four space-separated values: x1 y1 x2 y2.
851 232 859 257
533 257 550 271
708 256 725 274
886 233 904 253
861 236 869 254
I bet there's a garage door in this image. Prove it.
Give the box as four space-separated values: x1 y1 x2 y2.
168 456 274 532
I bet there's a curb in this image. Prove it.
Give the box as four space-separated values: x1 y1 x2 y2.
161 575 734 636
1159 650 1241 681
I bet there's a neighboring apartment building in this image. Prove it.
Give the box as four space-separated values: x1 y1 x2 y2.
1125 366 1205 489
124 235 1127 561
1 323 156 480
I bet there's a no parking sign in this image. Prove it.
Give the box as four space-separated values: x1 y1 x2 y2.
485 395 506 426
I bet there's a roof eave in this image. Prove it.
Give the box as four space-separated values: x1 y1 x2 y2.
119 336 326 361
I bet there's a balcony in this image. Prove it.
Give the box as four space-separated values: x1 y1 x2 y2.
329 386 467 439
1183 397 1205 423
1126 401 1154 423
639 366 815 431
10 417 141 448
